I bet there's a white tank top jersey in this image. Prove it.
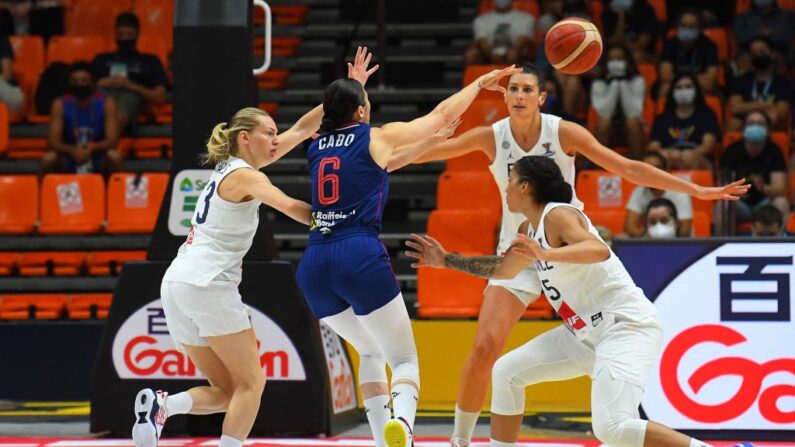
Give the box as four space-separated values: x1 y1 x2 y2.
163 156 261 287
489 114 582 254
532 203 658 340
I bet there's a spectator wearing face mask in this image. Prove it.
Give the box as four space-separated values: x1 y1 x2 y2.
625 151 693 237
656 9 719 101
41 61 121 175
751 204 784 237
541 75 577 123
728 35 791 131
602 0 659 63
465 0 535 65
735 0 795 56
720 110 789 224
591 44 645 156
649 73 720 170
644 198 681 239
92 12 168 133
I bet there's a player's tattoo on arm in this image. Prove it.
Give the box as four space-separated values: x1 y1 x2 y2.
444 253 502 278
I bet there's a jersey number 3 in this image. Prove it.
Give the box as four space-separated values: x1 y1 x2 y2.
318 157 341 205
196 181 216 224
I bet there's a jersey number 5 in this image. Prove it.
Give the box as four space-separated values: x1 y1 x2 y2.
318 156 341 205
196 181 216 224
541 279 561 300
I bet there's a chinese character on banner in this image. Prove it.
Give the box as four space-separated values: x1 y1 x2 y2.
146 306 169 335
717 256 792 321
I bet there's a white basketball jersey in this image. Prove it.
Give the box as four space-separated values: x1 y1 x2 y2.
533 203 657 340
489 114 582 254
163 156 261 287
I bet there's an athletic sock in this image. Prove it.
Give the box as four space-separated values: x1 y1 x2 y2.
219 434 243 447
452 405 480 442
391 382 418 428
490 439 516 447
364 394 392 447
164 391 193 417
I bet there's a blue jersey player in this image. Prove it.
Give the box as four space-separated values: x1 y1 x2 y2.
296 66 521 447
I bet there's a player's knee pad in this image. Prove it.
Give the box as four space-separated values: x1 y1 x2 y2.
391 361 420 389
490 356 525 415
358 352 387 384
590 405 647 447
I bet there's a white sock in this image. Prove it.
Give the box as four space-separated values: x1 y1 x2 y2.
689 438 714 447
164 391 193 417
219 434 243 447
364 394 391 447
452 405 480 441
391 382 418 428
490 439 516 447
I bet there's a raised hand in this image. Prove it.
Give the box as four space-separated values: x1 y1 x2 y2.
348 46 379 87
477 65 523 96
692 179 751 201
509 233 547 261
405 233 447 268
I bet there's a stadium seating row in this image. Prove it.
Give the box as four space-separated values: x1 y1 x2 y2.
0 293 111 320
0 251 146 277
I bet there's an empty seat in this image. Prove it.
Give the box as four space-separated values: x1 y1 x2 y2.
463 64 507 101
130 138 172 159
137 35 169 72
0 252 18 276
437 170 501 216
255 37 301 58
703 27 730 61
40 174 105 234
0 102 9 154
786 212 795 235
457 97 510 136
87 250 147 276
0 294 66 319
0 175 38 234
134 0 174 52
66 1 132 40
6 137 47 159
106 173 168 234
446 151 492 172
18 251 86 276
46 36 107 65
9 36 45 100
586 208 626 235
576 170 634 210
67 293 113 319
270 5 309 25
771 132 790 160
258 68 289 90
693 210 711 237
427 209 498 254
646 0 667 23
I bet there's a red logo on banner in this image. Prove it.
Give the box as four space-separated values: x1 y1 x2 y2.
558 301 586 330
660 324 795 424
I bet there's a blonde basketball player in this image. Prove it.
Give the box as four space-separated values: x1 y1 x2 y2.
410 64 749 446
131 50 379 447
405 156 755 447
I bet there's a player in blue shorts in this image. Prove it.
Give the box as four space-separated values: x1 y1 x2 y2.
296 65 521 447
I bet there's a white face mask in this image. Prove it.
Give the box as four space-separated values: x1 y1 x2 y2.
647 222 677 238
673 87 696 105
607 59 627 77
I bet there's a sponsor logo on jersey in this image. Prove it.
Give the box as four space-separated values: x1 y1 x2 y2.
112 299 307 380
542 142 554 156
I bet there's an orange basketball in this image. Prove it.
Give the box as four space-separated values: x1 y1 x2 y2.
544 18 603 75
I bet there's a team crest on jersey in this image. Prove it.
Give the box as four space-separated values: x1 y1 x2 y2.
542 142 554 156
215 160 230 174
501 141 510 150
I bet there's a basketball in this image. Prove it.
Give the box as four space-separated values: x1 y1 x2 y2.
544 18 603 75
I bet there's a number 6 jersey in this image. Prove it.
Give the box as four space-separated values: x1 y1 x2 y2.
306 123 388 243
163 156 260 287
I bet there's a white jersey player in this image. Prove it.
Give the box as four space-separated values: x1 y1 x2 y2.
410 64 749 446
405 156 755 447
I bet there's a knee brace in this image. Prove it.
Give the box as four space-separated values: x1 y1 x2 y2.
358 353 388 384
490 356 525 415
391 361 420 389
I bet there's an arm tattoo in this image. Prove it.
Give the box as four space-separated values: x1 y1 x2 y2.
444 253 502 278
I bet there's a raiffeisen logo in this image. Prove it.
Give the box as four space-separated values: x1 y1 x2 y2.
112 299 306 381
642 243 795 430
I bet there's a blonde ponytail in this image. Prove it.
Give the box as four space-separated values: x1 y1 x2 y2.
201 107 271 165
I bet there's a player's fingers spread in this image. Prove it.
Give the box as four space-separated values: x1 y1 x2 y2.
405 250 421 259
364 52 372 66
367 64 380 75
425 234 441 246
405 240 424 251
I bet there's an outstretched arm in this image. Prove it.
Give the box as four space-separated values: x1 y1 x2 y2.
410 125 495 164
387 118 461 172
561 120 750 201
228 169 312 226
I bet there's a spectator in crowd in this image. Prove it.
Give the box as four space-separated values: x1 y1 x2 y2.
728 35 791 131
625 151 693 237
720 110 789 223
602 0 659 63
591 44 645 156
465 0 535 65
656 9 719 100
0 0 64 41
41 62 121 175
734 0 795 56
643 198 683 239
649 73 720 170
537 0 564 34
541 75 577 122
0 33 23 114
92 12 168 133
752 204 784 236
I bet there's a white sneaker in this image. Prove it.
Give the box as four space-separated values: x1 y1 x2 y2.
132 388 168 447
384 417 413 447
450 437 470 447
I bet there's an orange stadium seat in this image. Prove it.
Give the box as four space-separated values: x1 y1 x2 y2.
705 95 724 129
446 151 492 172
786 212 795 235
66 0 132 40
576 170 634 210
87 251 147 275
780 0 795 10
589 0 603 32
693 210 711 237
134 0 174 51
271 5 310 25
771 132 790 160
479 0 539 17
586 208 625 235
437 170 501 216
703 28 730 61
258 69 289 90
0 175 38 234
255 37 301 58
106 172 169 234
6 138 47 159
647 0 666 23
457 97 510 135
637 63 657 93
0 102 9 153
0 252 18 276
673 170 714 220
463 64 507 101
18 251 86 276
722 131 741 149
67 293 113 319
735 0 751 13
130 137 172 159
0 294 66 319
39 174 105 234
46 36 107 65
9 36 45 102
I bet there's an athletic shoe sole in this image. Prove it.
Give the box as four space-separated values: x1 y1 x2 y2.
384 419 410 447
132 388 159 447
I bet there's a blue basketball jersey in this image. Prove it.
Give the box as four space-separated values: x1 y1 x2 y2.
306 123 388 243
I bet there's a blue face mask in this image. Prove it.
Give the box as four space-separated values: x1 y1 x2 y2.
677 26 699 43
611 0 633 11
744 124 768 143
